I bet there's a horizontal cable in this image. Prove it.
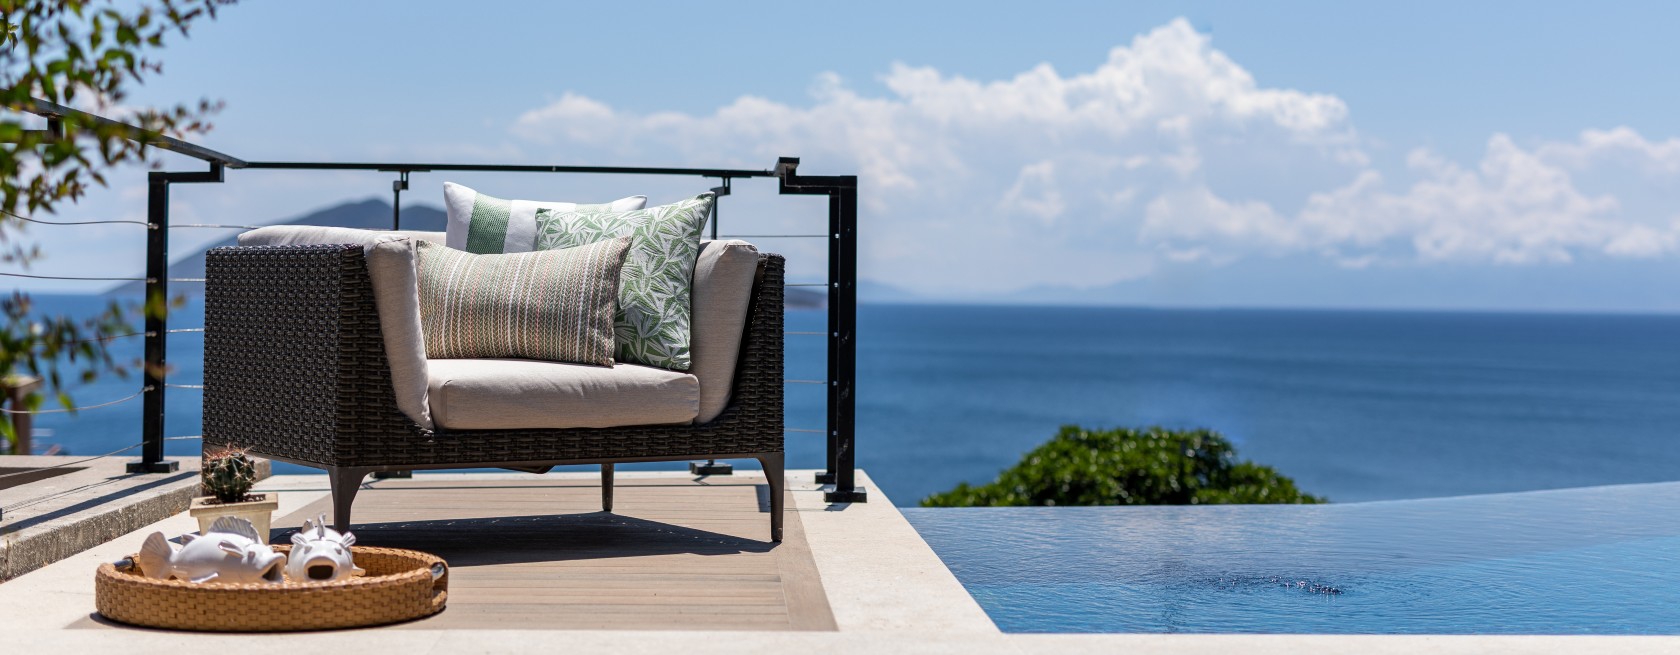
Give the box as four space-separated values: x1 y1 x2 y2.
167 278 205 283
0 387 150 414
165 435 202 441
164 384 202 390
49 330 147 347
0 272 148 281
786 379 826 385
167 328 204 334
785 331 824 336
718 234 826 239
170 224 260 230
2 209 149 227
785 428 825 434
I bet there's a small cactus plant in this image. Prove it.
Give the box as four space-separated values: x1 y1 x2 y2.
202 447 258 504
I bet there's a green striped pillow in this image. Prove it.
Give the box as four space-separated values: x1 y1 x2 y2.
442 182 647 254
416 237 631 366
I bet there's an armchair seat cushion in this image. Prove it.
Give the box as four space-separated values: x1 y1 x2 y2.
426 358 699 430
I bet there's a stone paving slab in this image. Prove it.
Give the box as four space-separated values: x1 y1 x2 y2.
0 455 214 581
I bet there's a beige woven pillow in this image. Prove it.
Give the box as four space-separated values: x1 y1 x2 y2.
416 237 631 366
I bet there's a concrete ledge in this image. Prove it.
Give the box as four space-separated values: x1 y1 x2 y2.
0 455 269 581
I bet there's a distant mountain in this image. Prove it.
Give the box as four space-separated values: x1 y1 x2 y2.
105 198 444 296
784 287 826 309
782 278 923 309
858 279 921 304
106 198 888 311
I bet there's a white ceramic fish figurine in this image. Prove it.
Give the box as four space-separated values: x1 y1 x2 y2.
136 516 287 584
285 514 364 582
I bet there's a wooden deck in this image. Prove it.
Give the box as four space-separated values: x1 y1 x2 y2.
274 474 835 631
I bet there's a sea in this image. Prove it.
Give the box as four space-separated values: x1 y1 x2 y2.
16 295 1680 506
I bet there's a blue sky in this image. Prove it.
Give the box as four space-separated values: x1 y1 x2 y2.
15 1 1680 311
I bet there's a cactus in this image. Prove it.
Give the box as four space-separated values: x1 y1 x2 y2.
202 447 258 503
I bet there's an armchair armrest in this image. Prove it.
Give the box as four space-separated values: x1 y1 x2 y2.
204 244 429 464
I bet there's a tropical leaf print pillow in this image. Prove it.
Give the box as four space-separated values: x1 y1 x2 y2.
535 193 714 370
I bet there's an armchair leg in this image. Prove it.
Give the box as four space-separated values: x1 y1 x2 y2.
757 453 785 542
328 466 372 533
602 463 614 512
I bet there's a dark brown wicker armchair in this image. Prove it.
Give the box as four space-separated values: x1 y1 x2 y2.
202 244 786 541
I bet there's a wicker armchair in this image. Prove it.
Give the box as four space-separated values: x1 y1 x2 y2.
202 243 786 541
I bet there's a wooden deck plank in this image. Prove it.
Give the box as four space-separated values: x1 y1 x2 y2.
269 474 836 632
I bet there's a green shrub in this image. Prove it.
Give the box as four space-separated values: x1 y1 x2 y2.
920 425 1324 507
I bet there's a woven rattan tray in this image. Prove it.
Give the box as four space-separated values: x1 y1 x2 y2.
95 545 447 631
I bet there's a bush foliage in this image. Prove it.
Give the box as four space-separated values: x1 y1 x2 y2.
920 425 1325 507
0 0 229 452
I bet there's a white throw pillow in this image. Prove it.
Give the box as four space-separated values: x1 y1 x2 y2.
442 182 645 254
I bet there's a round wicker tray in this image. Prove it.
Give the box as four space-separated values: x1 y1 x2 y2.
95 545 447 632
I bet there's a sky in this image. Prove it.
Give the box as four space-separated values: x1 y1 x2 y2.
12 0 1680 312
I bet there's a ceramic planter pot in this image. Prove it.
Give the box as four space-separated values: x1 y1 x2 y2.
189 493 278 538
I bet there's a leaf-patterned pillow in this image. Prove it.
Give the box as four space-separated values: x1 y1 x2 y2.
535 193 714 370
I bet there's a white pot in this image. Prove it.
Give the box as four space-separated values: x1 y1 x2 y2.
189 493 278 538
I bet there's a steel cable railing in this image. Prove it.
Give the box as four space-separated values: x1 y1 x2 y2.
0 387 149 415
0 146 864 502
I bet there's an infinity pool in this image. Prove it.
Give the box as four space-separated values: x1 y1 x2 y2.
903 482 1680 634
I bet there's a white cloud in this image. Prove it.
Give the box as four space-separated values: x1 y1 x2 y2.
508 16 1680 291
1537 127 1680 175
1144 133 1680 265
1001 161 1065 224
510 17 1363 293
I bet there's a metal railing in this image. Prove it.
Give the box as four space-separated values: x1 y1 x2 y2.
14 100 866 503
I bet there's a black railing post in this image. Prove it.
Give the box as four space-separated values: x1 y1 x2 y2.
777 157 865 503
392 170 409 230
129 162 223 474
829 179 862 503
129 172 177 473
822 189 841 486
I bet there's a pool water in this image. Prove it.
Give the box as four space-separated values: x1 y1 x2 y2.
903 482 1680 634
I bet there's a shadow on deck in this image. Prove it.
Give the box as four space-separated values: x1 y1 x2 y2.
271 475 835 631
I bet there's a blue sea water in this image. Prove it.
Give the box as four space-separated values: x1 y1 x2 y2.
15 296 1680 507
904 482 1680 634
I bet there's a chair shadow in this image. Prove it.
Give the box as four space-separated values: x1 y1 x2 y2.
271 511 776 567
